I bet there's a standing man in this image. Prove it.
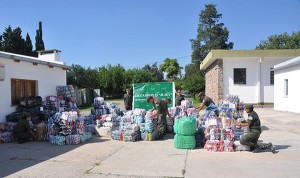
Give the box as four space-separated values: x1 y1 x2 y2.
195 92 219 116
124 88 133 110
175 89 185 106
235 104 275 153
146 96 168 140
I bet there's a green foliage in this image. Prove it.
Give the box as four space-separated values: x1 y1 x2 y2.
35 21 45 54
182 62 205 95
190 4 233 63
159 58 181 81
256 31 300 49
143 62 164 82
25 33 33 56
124 68 152 89
1 26 26 55
67 64 87 88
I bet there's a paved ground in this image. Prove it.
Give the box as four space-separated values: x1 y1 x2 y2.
1 106 300 178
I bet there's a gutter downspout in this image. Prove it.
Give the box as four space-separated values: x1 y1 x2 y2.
259 57 264 105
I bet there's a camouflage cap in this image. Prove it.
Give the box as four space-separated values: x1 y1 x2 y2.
245 104 254 109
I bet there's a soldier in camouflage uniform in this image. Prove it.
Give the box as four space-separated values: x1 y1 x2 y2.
13 112 37 143
235 104 276 153
147 96 168 140
175 89 185 106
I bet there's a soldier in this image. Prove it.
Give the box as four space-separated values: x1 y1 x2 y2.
147 96 168 140
13 112 37 143
175 89 185 106
235 104 276 153
124 88 133 110
195 92 219 116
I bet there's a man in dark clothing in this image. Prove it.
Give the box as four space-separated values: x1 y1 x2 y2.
13 112 36 143
175 89 185 106
124 88 133 110
195 92 219 116
147 96 168 140
235 104 275 153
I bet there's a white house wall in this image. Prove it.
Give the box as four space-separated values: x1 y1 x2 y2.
223 57 292 104
0 57 66 122
274 64 300 113
261 57 293 103
223 57 260 103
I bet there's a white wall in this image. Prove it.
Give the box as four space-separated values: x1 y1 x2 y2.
261 57 292 103
223 57 293 104
223 57 260 103
274 64 300 113
0 57 66 122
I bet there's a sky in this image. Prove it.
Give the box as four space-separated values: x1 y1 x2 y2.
1 0 300 69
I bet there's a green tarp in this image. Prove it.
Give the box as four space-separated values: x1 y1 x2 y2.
133 82 175 110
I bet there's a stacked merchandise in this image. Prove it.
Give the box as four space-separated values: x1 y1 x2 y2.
202 94 249 152
0 122 16 143
46 111 92 145
6 96 43 123
55 85 77 112
111 109 159 142
174 117 197 149
91 97 123 137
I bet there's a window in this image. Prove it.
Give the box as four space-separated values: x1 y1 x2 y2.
270 68 274 85
234 68 246 84
11 79 37 105
284 79 288 97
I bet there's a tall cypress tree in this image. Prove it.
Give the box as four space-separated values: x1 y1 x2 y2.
25 33 33 56
35 21 45 53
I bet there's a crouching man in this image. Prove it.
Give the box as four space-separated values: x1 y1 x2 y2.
13 112 37 143
235 104 275 153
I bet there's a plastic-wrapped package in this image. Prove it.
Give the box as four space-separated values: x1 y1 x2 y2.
224 140 234 152
234 141 250 151
174 117 196 136
51 135 66 146
66 134 81 145
174 134 196 149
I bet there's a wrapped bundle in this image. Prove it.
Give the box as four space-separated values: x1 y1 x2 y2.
234 141 250 151
66 134 81 145
224 140 234 152
80 132 92 142
51 135 66 146
174 134 196 149
180 100 193 111
225 129 234 141
0 131 14 143
204 140 219 152
174 117 196 136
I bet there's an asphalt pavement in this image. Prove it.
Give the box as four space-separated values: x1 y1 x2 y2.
1 106 300 178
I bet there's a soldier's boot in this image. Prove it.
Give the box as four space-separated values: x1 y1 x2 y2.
266 142 276 153
252 145 262 153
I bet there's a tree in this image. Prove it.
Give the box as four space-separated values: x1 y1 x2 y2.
66 64 86 88
159 58 181 81
124 68 152 89
190 4 233 63
25 33 33 56
143 62 164 82
256 31 300 49
1 26 26 55
35 21 45 54
0 35 2 50
182 63 205 96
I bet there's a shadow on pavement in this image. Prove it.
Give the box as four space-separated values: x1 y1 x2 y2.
0 136 109 177
274 144 291 150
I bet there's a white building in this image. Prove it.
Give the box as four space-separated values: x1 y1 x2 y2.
200 49 300 105
0 50 69 122
274 56 300 113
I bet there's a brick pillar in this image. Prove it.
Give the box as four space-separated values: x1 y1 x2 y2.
204 59 223 106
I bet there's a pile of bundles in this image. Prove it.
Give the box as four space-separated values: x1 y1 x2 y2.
202 95 250 152
6 96 43 123
45 111 92 145
111 109 159 141
43 85 77 115
0 122 16 143
174 117 197 149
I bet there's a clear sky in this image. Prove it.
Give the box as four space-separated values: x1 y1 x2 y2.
1 0 300 69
